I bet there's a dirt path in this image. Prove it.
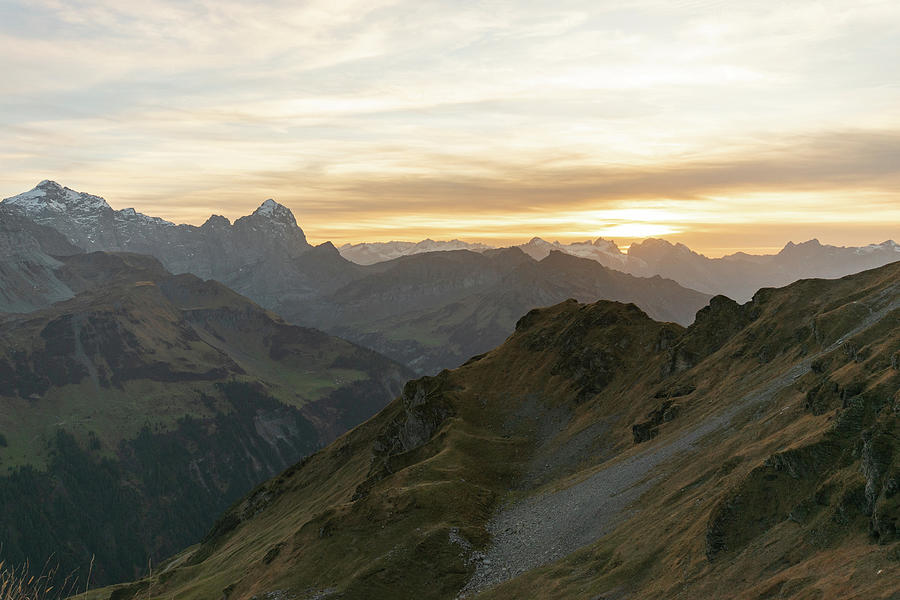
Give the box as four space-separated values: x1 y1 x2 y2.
460 291 900 597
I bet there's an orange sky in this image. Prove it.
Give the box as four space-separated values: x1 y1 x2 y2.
1 1 898 256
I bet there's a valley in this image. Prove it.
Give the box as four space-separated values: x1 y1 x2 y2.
0 251 409 585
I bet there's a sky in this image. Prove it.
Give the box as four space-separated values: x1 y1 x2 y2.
1 0 898 255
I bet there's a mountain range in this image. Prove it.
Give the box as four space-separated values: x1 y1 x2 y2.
339 239 493 265
294 247 708 373
3 181 313 283
0 181 710 587
1 181 711 374
81 258 900 600
337 234 900 303
624 237 900 302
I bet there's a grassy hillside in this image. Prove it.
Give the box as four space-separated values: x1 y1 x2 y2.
0 253 410 587
81 260 900 599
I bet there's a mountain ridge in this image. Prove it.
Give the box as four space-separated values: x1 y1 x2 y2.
81 260 900 600
2 181 312 282
8 181 898 307
3 182 711 375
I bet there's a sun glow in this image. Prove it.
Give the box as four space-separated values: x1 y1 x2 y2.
593 223 679 238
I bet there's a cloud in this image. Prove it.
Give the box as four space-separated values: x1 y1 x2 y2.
1 0 899 252
251 128 900 213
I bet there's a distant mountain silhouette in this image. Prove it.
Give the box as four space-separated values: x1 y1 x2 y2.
626 237 900 301
339 239 492 264
300 248 709 372
338 234 900 303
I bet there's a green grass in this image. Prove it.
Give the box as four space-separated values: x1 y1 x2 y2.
0 380 221 470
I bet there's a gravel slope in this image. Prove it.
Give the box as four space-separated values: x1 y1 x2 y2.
461 291 900 596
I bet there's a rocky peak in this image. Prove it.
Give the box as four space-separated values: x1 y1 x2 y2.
857 240 900 255
627 238 698 262
779 239 822 254
592 237 623 254
252 198 297 226
202 214 231 229
231 198 310 254
627 238 670 255
3 180 112 215
308 241 340 257
115 207 174 227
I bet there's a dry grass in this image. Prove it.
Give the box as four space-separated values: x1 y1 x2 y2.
80 263 900 599
0 557 91 600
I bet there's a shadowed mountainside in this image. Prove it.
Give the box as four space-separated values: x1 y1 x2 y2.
337 234 900 305
626 237 900 302
294 248 711 373
0 252 410 586
0 204 83 313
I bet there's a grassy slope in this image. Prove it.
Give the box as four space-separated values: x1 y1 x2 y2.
479 265 900 600
0 264 408 469
85 262 900 600
0 253 411 585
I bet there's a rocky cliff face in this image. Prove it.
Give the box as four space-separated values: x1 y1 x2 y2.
0 204 83 313
2 181 312 281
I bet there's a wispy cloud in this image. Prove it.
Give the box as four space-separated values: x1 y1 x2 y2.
1 0 898 253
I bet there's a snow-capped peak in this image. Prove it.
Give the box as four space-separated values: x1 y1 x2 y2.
255 198 279 216
116 207 174 227
251 198 297 225
592 237 622 254
855 240 900 254
4 185 46 204
3 180 111 214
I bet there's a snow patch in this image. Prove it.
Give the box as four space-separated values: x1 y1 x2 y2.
255 198 279 216
3 186 48 205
